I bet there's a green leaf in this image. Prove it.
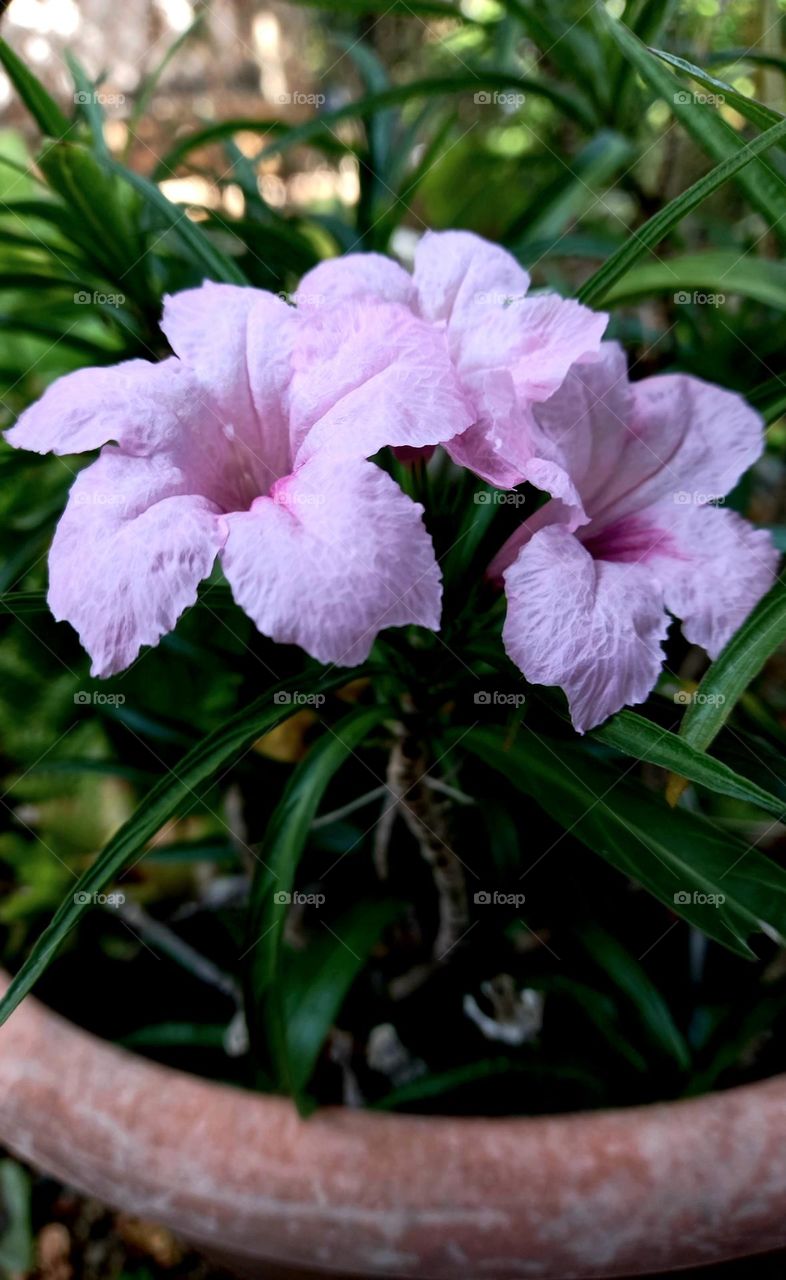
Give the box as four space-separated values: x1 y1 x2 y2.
0 669 359 1027
576 923 689 1069
0 590 48 615
283 897 402 1097
66 50 109 158
600 251 786 310
157 74 594 177
120 1022 227 1049
594 709 786 818
507 130 634 246
603 17 786 244
127 10 207 141
245 703 390 1098
104 159 248 286
652 48 783 132
750 376 786 424
679 583 786 754
462 726 786 957
37 141 152 305
578 112 786 307
0 38 71 139
0 1159 32 1274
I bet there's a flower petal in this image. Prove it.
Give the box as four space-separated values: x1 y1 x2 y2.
619 373 767 517
645 502 779 657
5 357 195 457
161 282 295 483
49 449 226 677
413 230 531 323
221 454 441 665
454 293 608 405
295 253 415 309
290 299 473 463
502 525 669 732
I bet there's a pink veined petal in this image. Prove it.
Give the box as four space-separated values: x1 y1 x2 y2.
454 293 608 405
48 448 226 677
413 229 531 324
221 454 442 666
295 253 415 309
643 502 779 658
487 479 589 582
502 525 669 733
290 298 473 464
4 357 196 458
161 283 295 484
527 342 636 516
611 373 768 519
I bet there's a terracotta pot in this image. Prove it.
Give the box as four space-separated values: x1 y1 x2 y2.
1 975 786 1280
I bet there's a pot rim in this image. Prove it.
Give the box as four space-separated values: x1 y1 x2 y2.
2 973 785 1279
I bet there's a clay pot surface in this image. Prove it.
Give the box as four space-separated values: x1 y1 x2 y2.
1 974 785 1279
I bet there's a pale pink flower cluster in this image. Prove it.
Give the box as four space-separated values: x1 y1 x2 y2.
7 232 777 731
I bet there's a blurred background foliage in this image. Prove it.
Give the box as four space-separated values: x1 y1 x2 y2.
2 0 786 1132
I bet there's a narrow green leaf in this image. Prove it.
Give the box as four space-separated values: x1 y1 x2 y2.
601 250 786 310
577 923 689 1069
245 704 389 1096
653 48 783 132
0 1159 32 1274
595 708 786 817
462 726 786 957
679 583 786 753
0 670 358 1027
603 17 786 243
284 897 402 1096
66 50 109 158
0 38 71 139
157 74 594 177
105 159 248 285
578 113 786 307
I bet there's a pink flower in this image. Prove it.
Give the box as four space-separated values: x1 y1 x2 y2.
296 230 607 499
5 283 473 675
488 344 779 733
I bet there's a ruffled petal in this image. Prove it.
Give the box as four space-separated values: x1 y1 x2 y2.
502 525 669 732
413 230 531 324
295 253 415 309
5 357 195 457
454 293 608 405
161 283 295 485
289 299 473 463
644 502 779 657
221 453 441 665
48 448 226 677
616 373 767 519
